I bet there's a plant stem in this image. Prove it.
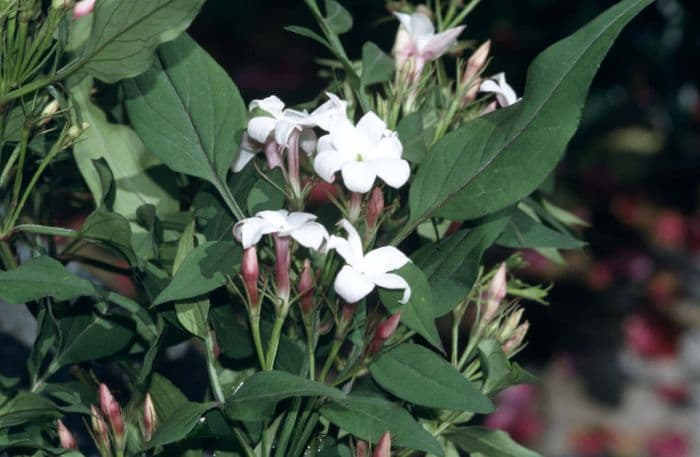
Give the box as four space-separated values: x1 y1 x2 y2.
288 411 320 457
204 332 225 403
304 322 316 380
250 313 267 370
233 427 257 457
265 312 287 370
214 179 246 221
319 338 343 382
0 241 16 270
11 224 79 238
273 397 302 457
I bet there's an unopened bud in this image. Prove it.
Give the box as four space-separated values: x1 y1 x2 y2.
39 100 60 126
500 308 524 341
57 419 77 449
67 125 82 139
264 141 283 170
90 405 109 450
347 192 363 224
373 431 392 457
355 440 368 457
274 235 291 304
99 384 124 440
366 187 384 233
369 313 401 355
481 101 498 115
143 393 157 442
464 40 491 83
73 0 95 18
241 246 259 306
482 263 507 323
502 321 529 354
298 259 314 315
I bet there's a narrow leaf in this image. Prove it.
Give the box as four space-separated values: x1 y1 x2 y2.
0 257 96 304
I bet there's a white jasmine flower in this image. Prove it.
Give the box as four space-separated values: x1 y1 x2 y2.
313 112 410 193
233 94 347 172
328 219 411 304
233 210 329 250
479 73 519 107
393 12 465 81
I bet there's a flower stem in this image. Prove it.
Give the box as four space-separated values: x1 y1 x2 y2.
265 312 287 370
304 322 316 380
204 332 225 403
250 313 267 370
319 338 343 382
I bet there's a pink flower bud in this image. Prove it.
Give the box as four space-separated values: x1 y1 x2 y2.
373 432 392 457
482 263 507 323
264 141 283 170
369 313 401 355
464 40 491 83
347 192 363 223
143 393 158 442
90 405 109 450
242 246 260 306
57 419 77 449
274 235 291 303
99 384 124 439
503 321 529 355
298 259 314 315
355 440 369 457
366 187 384 232
73 0 95 18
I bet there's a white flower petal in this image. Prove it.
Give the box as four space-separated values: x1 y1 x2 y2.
328 219 364 267
313 150 352 183
370 158 411 189
371 135 404 160
257 210 290 231
393 12 413 34
250 95 285 117
274 120 301 147
341 161 377 193
356 112 388 145
286 212 317 228
362 246 411 275
334 265 376 304
409 12 435 38
311 93 348 131
231 148 256 173
420 25 465 60
372 273 411 304
247 116 277 144
299 128 317 155
316 134 334 154
233 217 273 249
291 221 329 250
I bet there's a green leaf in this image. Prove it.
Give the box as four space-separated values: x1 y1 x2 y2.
72 78 178 219
320 395 443 456
284 25 331 48
369 344 493 413
54 313 134 367
324 0 353 34
246 169 285 215
478 339 539 395
153 241 242 305
79 208 137 264
497 209 585 249
379 263 442 351
361 42 394 87
446 427 542 457
224 371 344 421
27 308 57 383
405 0 653 230
0 392 59 428
123 34 247 219
0 257 96 304
412 216 509 316
144 401 216 449
175 298 210 339
82 0 206 82
397 111 428 164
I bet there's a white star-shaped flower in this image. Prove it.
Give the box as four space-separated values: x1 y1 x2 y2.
233 210 329 250
480 73 520 107
328 219 411 304
313 112 410 193
393 12 465 81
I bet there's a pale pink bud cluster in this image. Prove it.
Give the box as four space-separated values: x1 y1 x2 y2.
366 187 385 233
461 40 491 104
373 432 392 457
368 313 401 355
97 383 125 452
241 246 260 307
482 263 507 323
90 404 109 451
57 419 77 449
274 235 292 303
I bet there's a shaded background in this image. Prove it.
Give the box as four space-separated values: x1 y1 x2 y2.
194 1 700 456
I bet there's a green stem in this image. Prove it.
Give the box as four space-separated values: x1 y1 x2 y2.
288 411 320 457
0 240 16 270
204 332 225 403
250 313 267 370
319 338 343 382
304 322 316 380
233 428 257 457
273 398 302 457
214 179 246 221
265 312 287 370
9 125 30 221
11 224 79 238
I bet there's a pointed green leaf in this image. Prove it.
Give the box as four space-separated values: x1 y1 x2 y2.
497 209 585 249
0 257 96 304
55 313 134 367
370 344 493 413
144 401 216 449
361 42 394 87
324 0 353 34
446 427 542 457
82 0 206 82
406 0 653 233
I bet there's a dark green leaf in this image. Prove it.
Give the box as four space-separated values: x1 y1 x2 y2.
0 257 96 304
124 34 247 218
174 298 210 339
320 395 443 456
324 0 353 34
478 339 539 395
379 263 442 350
54 313 134 367
406 0 653 228
153 241 242 305
82 0 206 82
144 401 216 449
79 207 137 264
497 209 585 249
246 169 285 215
0 393 59 428
446 427 542 457
370 344 493 413
225 371 344 421
397 111 428 164
412 216 509 316
361 42 394 87
27 308 57 383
